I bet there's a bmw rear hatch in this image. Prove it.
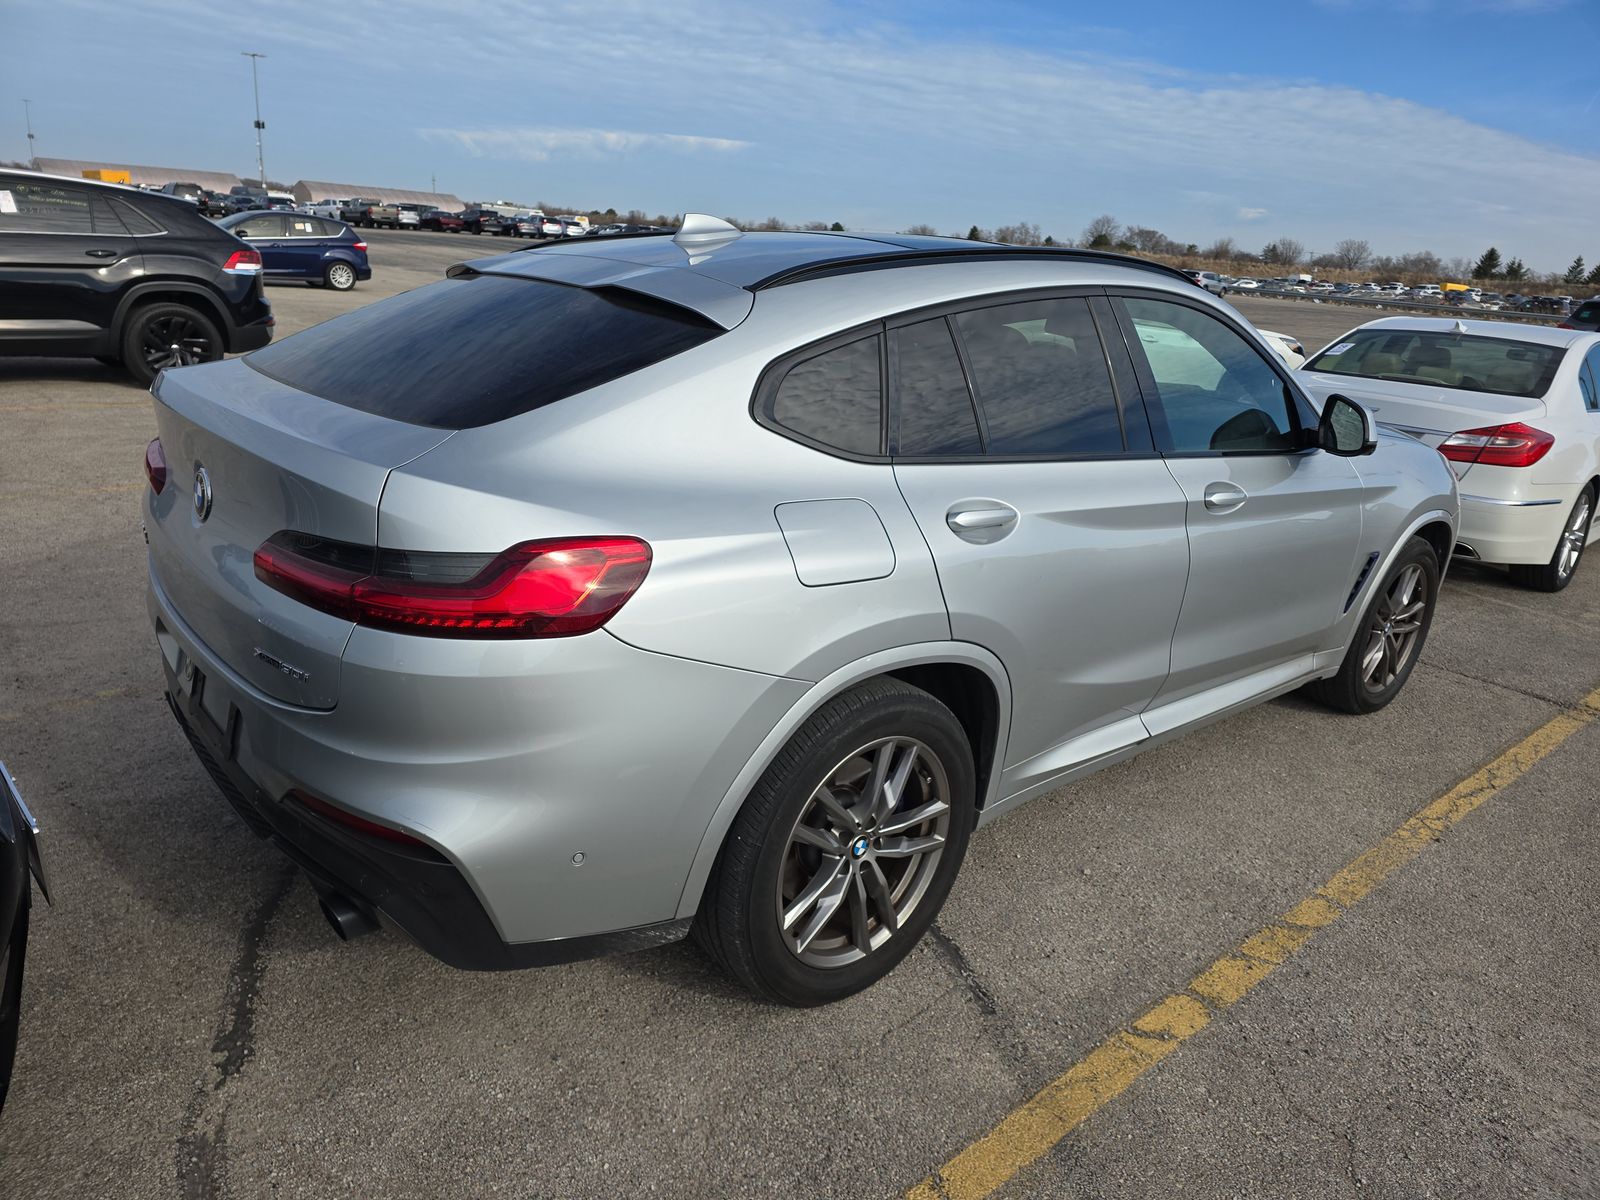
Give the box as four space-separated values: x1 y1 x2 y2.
146 359 452 709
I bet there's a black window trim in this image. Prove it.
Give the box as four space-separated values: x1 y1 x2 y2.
750 284 1184 466
0 176 172 238
885 285 1160 465
751 321 890 463
886 314 988 457
1106 286 1322 460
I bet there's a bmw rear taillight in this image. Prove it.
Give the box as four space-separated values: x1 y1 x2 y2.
222 248 263 273
253 533 652 638
1557 322 1574 330
1438 422 1554 468
145 437 167 494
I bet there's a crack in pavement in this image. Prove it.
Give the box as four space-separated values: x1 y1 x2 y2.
927 922 1000 1017
176 866 296 1200
1419 658 1570 710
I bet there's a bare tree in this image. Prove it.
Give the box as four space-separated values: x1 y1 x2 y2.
901 223 940 236
1125 226 1170 255
800 220 832 231
1330 239 1372 270
1081 214 1120 248
1202 236 1236 260
1262 236 1306 266
992 221 1044 246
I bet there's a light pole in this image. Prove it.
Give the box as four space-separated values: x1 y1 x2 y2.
242 52 267 190
21 98 36 164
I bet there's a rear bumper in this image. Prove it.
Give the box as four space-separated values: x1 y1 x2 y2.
225 310 274 354
147 568 804 964
162 678 688 969
1456 490 1573 565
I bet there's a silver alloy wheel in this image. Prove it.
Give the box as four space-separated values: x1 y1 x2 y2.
327 262 356 290
1360 562 1428 692
1557 491 1592 582
776 737 951 968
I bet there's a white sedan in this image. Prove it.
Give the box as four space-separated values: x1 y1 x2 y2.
1298 317 1599 590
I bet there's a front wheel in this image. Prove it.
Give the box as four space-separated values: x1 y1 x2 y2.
693 678 975 1006
120 303 223 387
1509 486 1593 592
324 261 357 291
1306 535 1439 714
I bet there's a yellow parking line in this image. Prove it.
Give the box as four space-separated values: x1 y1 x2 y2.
908 684 1600 1200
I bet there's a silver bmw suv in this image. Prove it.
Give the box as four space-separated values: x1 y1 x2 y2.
144 218 1458 1005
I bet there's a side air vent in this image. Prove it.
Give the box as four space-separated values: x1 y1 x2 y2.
1344 551 1381 612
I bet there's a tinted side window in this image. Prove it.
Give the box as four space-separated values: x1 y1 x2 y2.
112 198 164 235
0 180 94 233
1584 345 1600 413
246 275 724 429
1120 297 1297 453
770 335 883 456
953 297 1123 456
284 216 321 237
892 318 981 456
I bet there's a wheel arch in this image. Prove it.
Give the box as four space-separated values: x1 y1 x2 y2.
673 642 1012 920
113 282 231 346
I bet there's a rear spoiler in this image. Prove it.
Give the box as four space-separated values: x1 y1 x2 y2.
446 252 753 331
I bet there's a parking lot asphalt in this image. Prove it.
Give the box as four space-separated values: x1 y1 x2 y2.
1 231 1596 1199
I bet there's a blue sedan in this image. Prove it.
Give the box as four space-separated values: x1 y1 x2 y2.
216 210 372 291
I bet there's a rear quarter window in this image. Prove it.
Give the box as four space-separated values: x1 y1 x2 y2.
243 274 723 429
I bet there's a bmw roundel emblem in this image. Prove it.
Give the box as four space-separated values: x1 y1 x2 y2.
192 465 213 522
850 835 870 859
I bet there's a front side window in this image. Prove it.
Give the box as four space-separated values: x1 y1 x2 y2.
891 318 981 456
0 180 94 233
1120 297 1298 453
952 297 1124 456
768 335 883 456
1306 329 1562 399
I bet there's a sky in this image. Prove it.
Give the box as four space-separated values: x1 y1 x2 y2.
6 0 1599 270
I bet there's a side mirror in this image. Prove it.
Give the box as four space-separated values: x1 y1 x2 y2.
1320 394 1378 457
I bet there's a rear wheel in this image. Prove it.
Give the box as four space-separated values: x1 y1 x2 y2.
324 261 357 291
1509 486 1593 592
1307 535 1439 714
694 678 974 1006
120 303 223 386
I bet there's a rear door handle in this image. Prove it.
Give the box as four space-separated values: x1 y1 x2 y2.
946 503 1018 539
84 248 117 258
1203 483 1248 513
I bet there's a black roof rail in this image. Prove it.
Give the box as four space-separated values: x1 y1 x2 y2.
747 246 1199 292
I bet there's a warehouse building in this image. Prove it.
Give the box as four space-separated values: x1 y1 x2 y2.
32 156 243 193
291 180 463 210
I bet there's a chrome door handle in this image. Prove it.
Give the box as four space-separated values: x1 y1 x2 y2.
946 504 1018 535
1203 484 1248 513
84 248 117 258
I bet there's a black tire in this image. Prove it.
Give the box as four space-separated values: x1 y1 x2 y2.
1306 535 1439 714
693 678 975 1006
120 302 223 387
0 899 28 1114
324 261 358 291
1508 485 1594 593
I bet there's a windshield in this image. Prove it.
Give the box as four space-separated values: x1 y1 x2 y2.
1306 329 1563 399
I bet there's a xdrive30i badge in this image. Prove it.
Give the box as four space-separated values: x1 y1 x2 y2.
253 648 309 684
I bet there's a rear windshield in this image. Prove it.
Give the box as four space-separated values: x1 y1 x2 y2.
1574 303 1600 323
1306 329 1563 399
244 274 723 428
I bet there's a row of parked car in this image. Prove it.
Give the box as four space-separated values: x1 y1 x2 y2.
1210 273 1587 314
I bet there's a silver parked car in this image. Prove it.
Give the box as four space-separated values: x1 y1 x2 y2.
144 218 1458 1004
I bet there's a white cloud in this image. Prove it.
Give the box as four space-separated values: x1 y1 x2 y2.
1237 207 1269 222
420 126 749 162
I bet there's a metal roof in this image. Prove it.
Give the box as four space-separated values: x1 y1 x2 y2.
453 226 1196 330
291 181 463 209
31 157 243 192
